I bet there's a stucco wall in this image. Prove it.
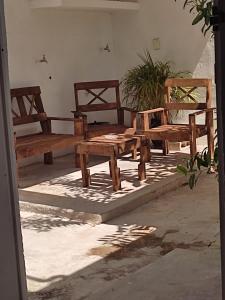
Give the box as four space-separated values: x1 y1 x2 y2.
112 0 214 80
5 0 118 136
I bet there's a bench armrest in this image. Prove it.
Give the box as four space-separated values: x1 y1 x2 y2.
47 117 78 122
71 111 87 119
47 117 87 137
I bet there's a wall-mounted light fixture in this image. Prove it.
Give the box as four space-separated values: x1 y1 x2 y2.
152 38 161 51
36 54 48 63
103 43 111 53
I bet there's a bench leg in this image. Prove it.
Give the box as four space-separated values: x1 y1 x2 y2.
80 153 91 187
75 146 81 168
110 156 121 191
146 139 151 162
44 152 53 165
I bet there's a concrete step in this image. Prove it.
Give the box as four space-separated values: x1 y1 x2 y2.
19 152 189 224
88 248 222 300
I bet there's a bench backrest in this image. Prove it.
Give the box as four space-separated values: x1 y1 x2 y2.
11 86 49 132
74 80 122 123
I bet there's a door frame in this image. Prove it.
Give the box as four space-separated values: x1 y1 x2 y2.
0 1 27 299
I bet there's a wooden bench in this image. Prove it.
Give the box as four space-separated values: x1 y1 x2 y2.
139 78 215 158
72 80 138 166
12 86 82 172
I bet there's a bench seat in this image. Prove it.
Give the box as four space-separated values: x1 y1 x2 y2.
16 133 81 159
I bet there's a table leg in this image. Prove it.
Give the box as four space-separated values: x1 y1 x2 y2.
110 155 121 191
138 139 148 181
131 147 137 160
80 153 91 187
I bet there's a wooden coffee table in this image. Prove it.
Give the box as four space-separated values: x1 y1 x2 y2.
77 134 150 191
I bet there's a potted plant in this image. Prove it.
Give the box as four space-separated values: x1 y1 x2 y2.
122 50 198 148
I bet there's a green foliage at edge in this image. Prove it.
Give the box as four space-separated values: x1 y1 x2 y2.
175 0 213 35
177 136 218 189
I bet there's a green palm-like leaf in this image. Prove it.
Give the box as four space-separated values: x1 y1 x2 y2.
122 50 196 113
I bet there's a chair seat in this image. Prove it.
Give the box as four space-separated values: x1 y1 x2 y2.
16 133 81 159
87 124 136 138
141 124 207 142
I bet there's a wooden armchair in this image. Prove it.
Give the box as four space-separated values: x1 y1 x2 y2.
72 80 137 137
72 80 138 166
11 86 82 170
139 78 215 158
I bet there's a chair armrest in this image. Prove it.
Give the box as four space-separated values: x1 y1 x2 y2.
119 107 138 130
138 108 166 131
138 108 165 115
189 108 216 117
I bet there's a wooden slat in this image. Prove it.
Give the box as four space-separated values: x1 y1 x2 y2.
176 87 197 102
75 80 119 90
13 113 47 126
165 103 207 110
87 88 108 105
16 133 82 159
11 86 41 98
78 102 118 112
17 96 27 117
165 78 212 88
11 108 19 118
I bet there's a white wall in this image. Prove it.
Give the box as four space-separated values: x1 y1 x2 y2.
112 0 214 81
112 0 215 126
5 0 118 135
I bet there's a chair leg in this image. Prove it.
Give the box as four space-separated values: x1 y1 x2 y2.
162 140 169 156
207 112 214 160
190 136 197 158
131 148 137 160
44 152 53 164
208 130 214 161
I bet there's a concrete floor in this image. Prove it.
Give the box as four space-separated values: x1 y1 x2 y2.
22 173 221 300
19 150 189 224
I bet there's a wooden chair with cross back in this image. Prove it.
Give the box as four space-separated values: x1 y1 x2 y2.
139 78 215 158
72 80 138 166
12 86 82 176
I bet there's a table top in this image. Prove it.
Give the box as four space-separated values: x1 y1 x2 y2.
88 134 137 145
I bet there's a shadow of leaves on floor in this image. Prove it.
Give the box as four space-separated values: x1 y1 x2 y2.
21 213 82 232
